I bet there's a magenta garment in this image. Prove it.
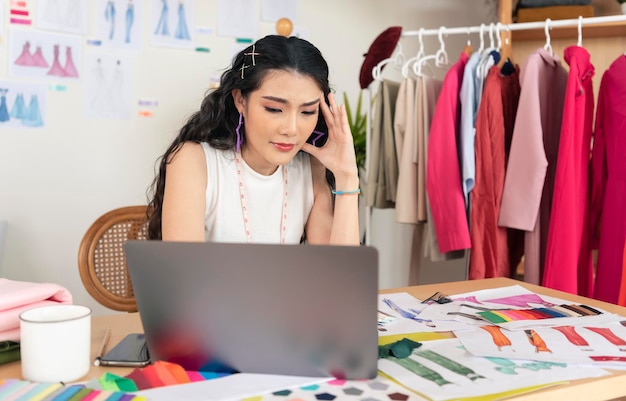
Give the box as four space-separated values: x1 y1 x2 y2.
426 52 470 253
542 46 595 297
590 54 626 304
498 49 568 285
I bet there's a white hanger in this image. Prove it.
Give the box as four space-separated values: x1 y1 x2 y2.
495 22 503 52
401 28 426 77
372 41 405 81
478 23 485 53
577 16 583 47
544 18 554 56
413 26 448 76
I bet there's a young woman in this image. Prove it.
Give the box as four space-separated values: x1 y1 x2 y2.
147 35 360 245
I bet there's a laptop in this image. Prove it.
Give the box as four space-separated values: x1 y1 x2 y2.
124 240 379 379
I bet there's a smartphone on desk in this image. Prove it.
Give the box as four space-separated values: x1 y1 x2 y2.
100 333 151 367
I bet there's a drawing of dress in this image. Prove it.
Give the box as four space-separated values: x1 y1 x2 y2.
480 325 512 351
125 1 135 43
47 44 67 77
0 90 10 122
174 1 190 40
110 60 126 114
154 0 169 36
90 59 115 113
22 95 43 127
585 326 626 351
31 46 49 68
10 94 26 120
63 47 79 78
105 0 116 40
14 42 36 66
553 325 591 350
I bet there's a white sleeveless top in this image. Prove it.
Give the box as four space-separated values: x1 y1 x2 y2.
201 143 314 244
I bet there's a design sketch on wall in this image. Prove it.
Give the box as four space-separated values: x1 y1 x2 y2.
97 0 142 52
9 28 82 80
84 53 133 119
37 0 88 35
151 0 194 49
0 81 47 129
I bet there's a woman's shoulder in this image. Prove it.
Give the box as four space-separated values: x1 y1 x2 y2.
166 141 206 164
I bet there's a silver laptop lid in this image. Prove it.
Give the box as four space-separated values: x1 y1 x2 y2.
124 241 379 379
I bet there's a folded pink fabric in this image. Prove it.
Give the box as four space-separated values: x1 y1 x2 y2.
0 278 73 341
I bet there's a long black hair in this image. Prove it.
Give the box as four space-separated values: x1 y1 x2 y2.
147 35 332 239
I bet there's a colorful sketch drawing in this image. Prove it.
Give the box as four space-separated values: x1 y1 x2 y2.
125 1 135 43
154 0 169 35
552 326 592 350
452 295 482 304
104 0 115 40
382 298 435 327
415 349 485 381
10 93 26 119
21 94 43 127
388 356 453 386
483 293 554 308
485 357 566 375
62 47 78 77
524 329 551 353
585 327 626 351
480 325 512 351
47 44 66 76
15 42 36 66
0 89 10 122
175 1 190 40
32 46 49 67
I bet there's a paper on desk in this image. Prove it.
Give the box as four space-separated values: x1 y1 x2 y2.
418 285 623 331
455 321 626 369
378 293 474 334
134 372 330 401
377 338 610 401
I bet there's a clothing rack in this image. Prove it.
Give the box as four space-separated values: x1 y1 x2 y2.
400 14 626 38
363 13 626 249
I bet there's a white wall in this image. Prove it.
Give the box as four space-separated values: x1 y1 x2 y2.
0 0 495 315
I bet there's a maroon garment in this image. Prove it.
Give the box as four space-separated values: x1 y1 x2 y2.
426 52 470 253
590 54 626 304
469 65 521 279
542 46 595 297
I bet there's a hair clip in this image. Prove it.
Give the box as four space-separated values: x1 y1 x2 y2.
244 44 260 66
240 64 249 79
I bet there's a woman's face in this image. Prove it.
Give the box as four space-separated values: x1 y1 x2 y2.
232 69 323 175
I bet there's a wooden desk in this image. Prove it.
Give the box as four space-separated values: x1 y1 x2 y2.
2 278 625 400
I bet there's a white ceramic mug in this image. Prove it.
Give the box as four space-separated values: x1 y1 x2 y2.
19 304 92 383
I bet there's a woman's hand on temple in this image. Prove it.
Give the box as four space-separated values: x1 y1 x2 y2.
300 92 359 181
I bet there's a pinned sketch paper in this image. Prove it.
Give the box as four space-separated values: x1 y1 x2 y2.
84 53 133 119
261 0 297 23
97 0 143 52
378 338 609 401
0 80 47 129
37 0 89 35
217 0 259 39
9 28 82 80
151 0 194 48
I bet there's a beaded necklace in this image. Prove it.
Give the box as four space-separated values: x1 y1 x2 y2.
234 152 288 244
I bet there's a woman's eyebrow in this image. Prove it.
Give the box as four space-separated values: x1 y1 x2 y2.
261 96 320 107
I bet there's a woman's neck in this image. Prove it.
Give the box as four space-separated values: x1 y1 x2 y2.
240 147 279 176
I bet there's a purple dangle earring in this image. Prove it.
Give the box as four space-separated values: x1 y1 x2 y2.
235 113 244 152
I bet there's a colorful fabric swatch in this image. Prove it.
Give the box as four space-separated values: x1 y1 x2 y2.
477 304 603 324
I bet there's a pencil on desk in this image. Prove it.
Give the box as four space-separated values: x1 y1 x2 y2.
93 327 111 366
